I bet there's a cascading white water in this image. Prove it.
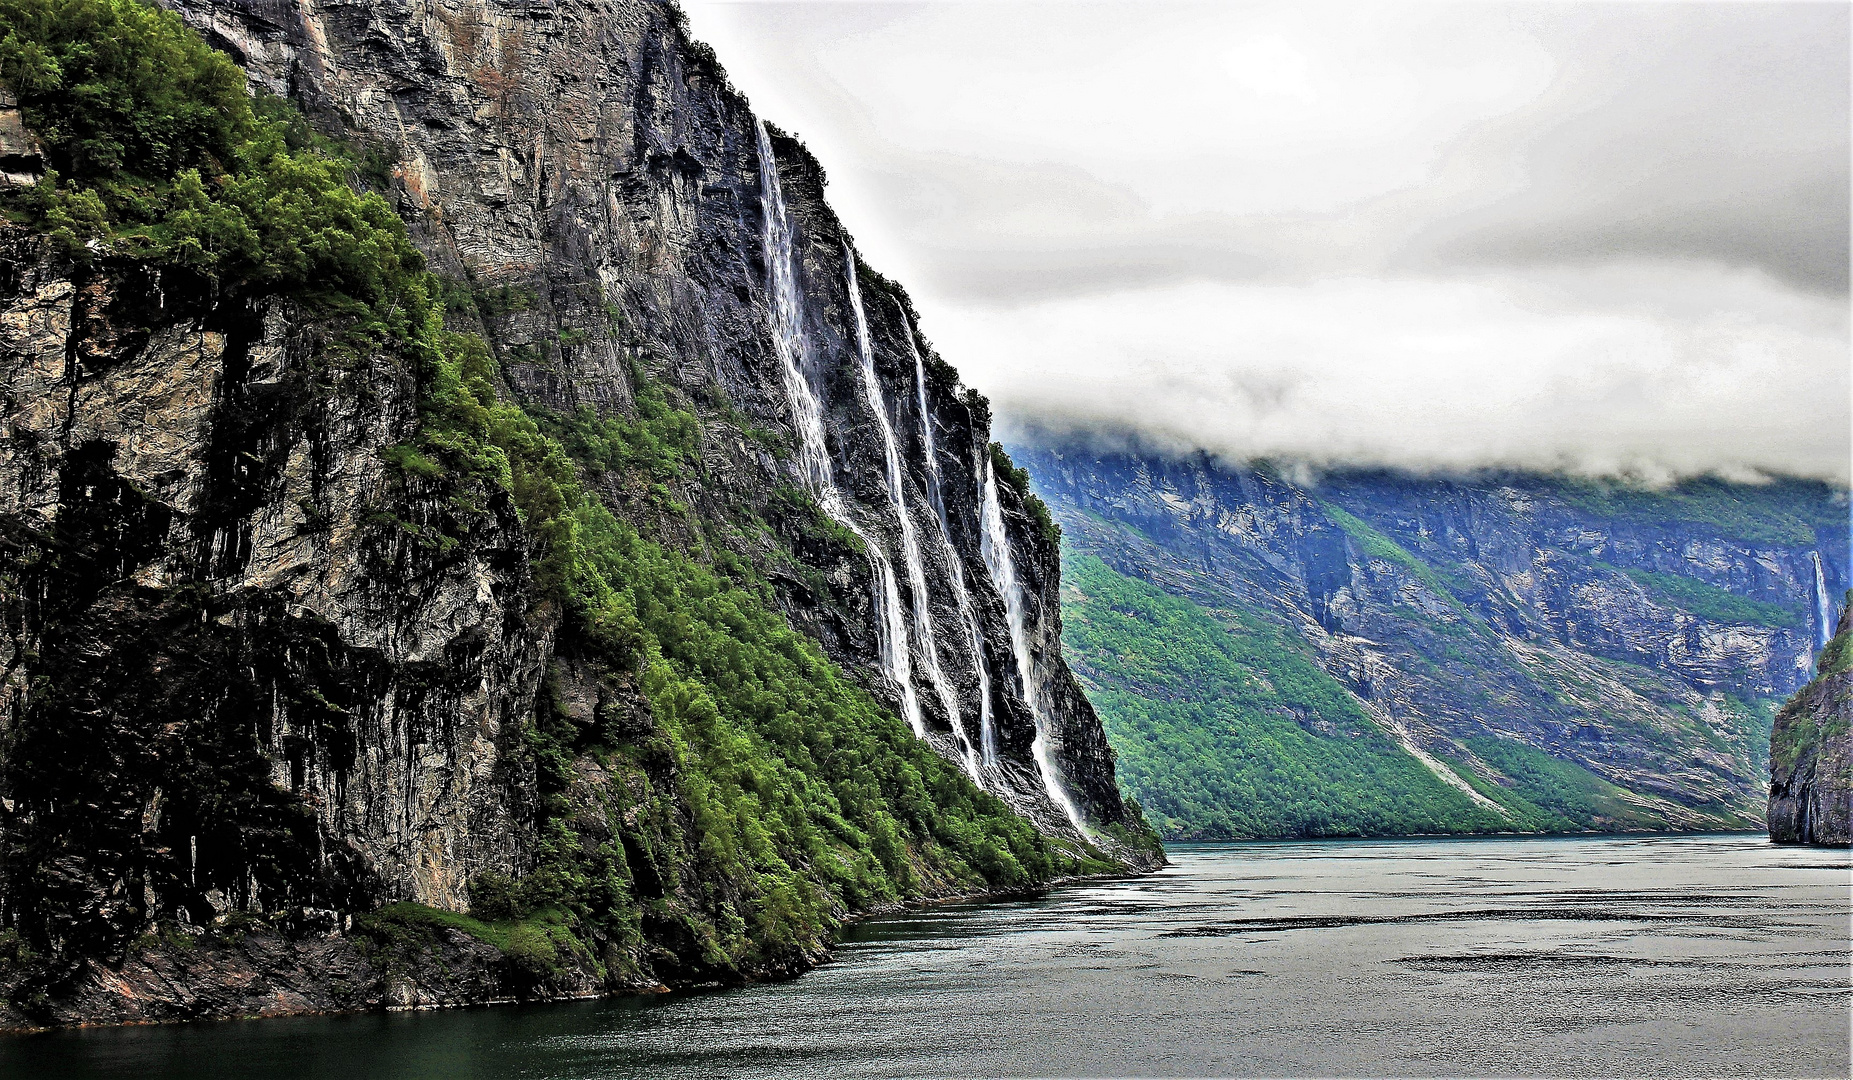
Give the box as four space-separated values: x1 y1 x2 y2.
757 122 834 502
843 247 977 777
1810 552 1834 652
900 309 997 768
757 122 923 737
980 457 1088 834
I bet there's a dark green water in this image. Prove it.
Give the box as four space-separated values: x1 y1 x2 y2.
3 834 1847 1078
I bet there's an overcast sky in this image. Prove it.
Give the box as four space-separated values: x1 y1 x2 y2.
685 0 1850 482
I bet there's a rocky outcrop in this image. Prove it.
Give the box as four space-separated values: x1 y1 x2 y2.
152 0 1134 842
0 0 1152 1028
1770 599 1852 845
0 226 561 1024
1015 441 1847 830
0 88 40 188
0 228 549 919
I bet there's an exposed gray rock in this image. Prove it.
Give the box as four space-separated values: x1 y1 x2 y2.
1770 600 1852 846
151 0 1136 844
1016 442 1847 828
0 0 1151 1028
0 88 40 188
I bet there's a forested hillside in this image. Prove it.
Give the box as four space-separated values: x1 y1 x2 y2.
0 0 1155 1028
1019 441 1846 839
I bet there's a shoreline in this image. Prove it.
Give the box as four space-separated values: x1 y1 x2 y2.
0 859 1158 1036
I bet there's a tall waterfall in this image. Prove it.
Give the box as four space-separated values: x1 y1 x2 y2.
901 310 997 767
1811 551 1834 652
757 122 923 737
843 247 977 777
980 457 1087 833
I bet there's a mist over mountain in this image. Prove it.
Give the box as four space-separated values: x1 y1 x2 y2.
689 0 1850 483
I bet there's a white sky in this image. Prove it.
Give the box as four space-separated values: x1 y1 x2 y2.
685 0 1851 481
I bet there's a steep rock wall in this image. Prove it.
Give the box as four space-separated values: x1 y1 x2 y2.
0 0 1153 1027
1770 600 1852 845
0 230 549 931
1017 442 1848 832
156 0 1133 841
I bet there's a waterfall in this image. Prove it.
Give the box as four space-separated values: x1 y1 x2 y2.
843 247 977 777
757 122 835 503
900 310 997 767
980 457 1087 833
1811 552 1834 652
756 122 923 737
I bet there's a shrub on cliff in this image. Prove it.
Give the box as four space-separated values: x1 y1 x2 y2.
0 0 1116 1000
0 0 422 306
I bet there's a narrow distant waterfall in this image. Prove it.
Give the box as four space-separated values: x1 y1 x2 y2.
1811 552 1834 651
843 247 977 776
980 458 1088 833
756 122 923 737
900 309 997 768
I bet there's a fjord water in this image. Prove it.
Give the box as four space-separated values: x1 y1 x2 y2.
8 835 1847 1079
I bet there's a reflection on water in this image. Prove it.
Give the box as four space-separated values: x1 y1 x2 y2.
4 834 1847 1078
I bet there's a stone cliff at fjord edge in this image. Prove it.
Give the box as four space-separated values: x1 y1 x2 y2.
1770 596 1852 846
0 0 1158 1028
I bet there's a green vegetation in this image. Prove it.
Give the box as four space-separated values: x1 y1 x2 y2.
1601 562 1801 629
1443 738 1658 832
1770 680 1848 779
989 442 1060 547
1773 593 1853 776
397 311 1100 973
0 0 422 307
355 902 592 980
0 0 1109 984
1060 550 1681 838
1552 475 1842 548
1061 553 1511 838
1819 591 1853 678
536 379 700 484
1321 503 1467 614
473 282 538 319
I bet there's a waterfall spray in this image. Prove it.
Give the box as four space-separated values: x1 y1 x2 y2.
900 307 997 767
980 457 1088 834
844 247 978 778
757 123 923 737
1810 552 1834 652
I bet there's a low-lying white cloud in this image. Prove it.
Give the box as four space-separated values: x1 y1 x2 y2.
937 266 1848 481
687 0 1850 482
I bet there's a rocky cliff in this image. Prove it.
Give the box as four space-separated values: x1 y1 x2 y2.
0 0 1154 1028
1769 597 1852 845
1014 439 1847 837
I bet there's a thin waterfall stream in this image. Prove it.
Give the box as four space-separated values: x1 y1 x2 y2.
756 122 923 737
1810 551 1834 651
844 248 978 778
900 306 998 768
980 458 1088 833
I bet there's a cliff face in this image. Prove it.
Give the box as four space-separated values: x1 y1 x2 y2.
164 0 1132 839
1770 600 1852 845
0 0 1152 1028
0 224 568 1021
1015 441 1847 836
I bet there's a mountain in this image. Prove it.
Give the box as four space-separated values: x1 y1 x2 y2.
1770 596 1852 845
1011 438 1848 839
0 0 1156 1028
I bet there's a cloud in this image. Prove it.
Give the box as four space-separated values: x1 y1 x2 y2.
949 265 1849 482
686 1 1850 481
1397 3 1850 294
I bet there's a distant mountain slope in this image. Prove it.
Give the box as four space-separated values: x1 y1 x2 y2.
1014 441 1849 838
